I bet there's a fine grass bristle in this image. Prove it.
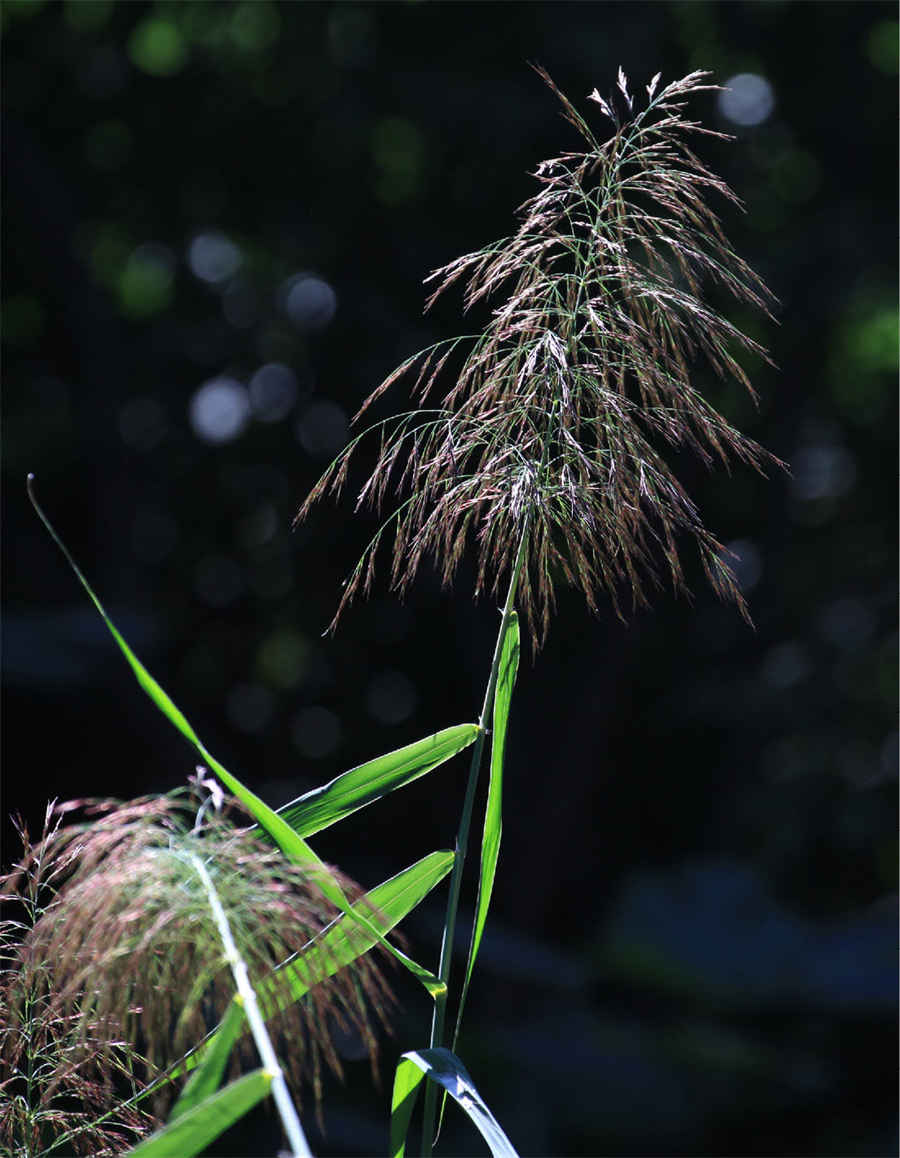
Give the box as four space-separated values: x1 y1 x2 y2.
0 791 394 1152
297 68 782 646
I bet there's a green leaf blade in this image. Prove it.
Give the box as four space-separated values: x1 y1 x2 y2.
454 611 520 1047
127 1069 272 1158
278 724 479 837
389 1057 427 1158
168 998 246 1121
180 850 455 1083
393 1047 519 1158
28 476 328 878
270 848 455 1009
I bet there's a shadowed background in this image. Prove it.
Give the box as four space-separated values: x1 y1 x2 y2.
2 2 897 1155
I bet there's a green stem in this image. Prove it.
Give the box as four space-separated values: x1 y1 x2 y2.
187 853 313 1158
420 523 530 1157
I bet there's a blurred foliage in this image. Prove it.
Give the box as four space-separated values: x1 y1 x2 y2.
2 2 896 1156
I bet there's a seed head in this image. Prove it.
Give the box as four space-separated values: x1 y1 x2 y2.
297 68 782 645
1 792 392 1152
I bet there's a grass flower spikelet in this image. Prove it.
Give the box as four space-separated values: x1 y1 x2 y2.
297 68 782 645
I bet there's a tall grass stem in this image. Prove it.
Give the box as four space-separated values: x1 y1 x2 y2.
421 524 529 1156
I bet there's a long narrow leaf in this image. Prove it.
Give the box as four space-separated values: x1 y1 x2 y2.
169 999 246 1121
27 478 443 996
127 1069 272 1158
200 754 446 995
454 612 520 1048
181 850 455 1081
27 476 326 875
389 1047 519 1158
389 1056 426 1158
269 849 455 1008
278 724 478 837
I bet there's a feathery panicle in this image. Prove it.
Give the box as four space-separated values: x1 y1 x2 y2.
1 791 393 1153
297 68 781 645
1 804 162 1156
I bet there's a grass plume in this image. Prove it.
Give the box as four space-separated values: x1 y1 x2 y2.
1 789 393 1154
297 68 781 644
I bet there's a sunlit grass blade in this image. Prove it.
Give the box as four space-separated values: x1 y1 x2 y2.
271 849 455 1006
278 725 479 837
26 477 444 999
453 612 520 1050
168 995 246 1121
390 1047 519 1158
179 850 455 1083
390 1056 426 1158
26 475 328 875
126 1069 272 1158
27 474 204 751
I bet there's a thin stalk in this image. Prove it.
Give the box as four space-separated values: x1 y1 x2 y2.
420 522 530 1157
186 852 314 1158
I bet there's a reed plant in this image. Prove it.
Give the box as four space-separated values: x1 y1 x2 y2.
299 65 779 1156
4 67 776 1157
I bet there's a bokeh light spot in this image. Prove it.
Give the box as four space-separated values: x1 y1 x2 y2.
128 18 188 77
282 274 337 331
865 20 899 74
189 377 250 443
188 232 242 285
86 222 130 287
818 598 876 651
292 706 341 758
718 73 775 126
762 641 811 690
257 629 309 690
843 307 899 375
229 1 280 54
236 502 279 550
117 243 175 318
371 116 425 205
296 400 348 459
790 443 857 502
249 362 299 422
724 539 762 592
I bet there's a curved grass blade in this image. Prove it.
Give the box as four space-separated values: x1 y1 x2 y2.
453 612 520 1050
389 1056 426 1158
278 724 479 837
26 478 322 868
270 848 455 1008
390 1047 519 1158
126 1069 272 1158
169 998 246 1120
26 476 442 996
180 850 455 1082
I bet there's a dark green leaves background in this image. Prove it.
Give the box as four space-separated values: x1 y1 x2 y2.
2 2 896 1155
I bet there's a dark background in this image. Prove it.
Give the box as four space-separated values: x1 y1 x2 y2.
2 2 897 1156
